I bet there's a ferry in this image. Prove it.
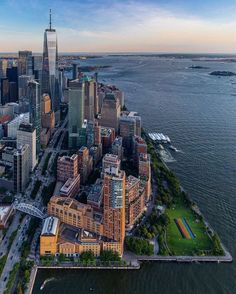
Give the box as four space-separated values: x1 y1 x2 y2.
169 145 178 152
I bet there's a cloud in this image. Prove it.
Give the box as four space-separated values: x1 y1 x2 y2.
1 1 236 52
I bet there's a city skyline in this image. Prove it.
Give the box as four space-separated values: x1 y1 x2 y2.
1 0 236 53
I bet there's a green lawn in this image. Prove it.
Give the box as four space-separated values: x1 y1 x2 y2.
166 200 213 255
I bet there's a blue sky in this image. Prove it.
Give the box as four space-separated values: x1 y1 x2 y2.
1 0 236 52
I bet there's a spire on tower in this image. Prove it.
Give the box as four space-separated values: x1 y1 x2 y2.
49 9 52 30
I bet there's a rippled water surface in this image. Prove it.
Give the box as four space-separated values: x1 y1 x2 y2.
33 55 236 294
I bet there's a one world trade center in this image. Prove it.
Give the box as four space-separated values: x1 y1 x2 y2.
41 10 59 115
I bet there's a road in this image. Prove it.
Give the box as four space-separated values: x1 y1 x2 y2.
0 215 31 292
0 116 68 292
0 213 21 258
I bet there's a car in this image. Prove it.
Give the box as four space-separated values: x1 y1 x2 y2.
10 256 13 260
4 276 7 282
16 243 18 247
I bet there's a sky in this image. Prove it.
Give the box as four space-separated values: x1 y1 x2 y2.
1 0 236 53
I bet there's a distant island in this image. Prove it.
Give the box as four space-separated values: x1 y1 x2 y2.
210 71 236 76
189 65 208 69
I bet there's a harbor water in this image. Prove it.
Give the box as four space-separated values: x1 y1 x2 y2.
33 54 236 294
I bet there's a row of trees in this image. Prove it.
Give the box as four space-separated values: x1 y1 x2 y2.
42 250 122 266
42 181 57 206
30 180 41 200
42 152 52 175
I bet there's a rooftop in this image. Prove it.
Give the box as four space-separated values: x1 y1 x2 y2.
134 135 146 145
126 175 140 190
103 153 119 163
0 205 12 221
87 179 103 205
41 216 59 236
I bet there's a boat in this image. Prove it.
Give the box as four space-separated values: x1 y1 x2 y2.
40 278 55 290
169 145 178 152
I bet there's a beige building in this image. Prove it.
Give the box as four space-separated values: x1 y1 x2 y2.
48 196 103 236
40 216 60 255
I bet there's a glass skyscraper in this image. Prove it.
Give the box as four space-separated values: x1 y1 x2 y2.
41 11 59 113
28 80 41 156
68 80 85 149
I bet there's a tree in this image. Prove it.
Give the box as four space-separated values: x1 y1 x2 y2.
80 251 95 263
58 253 66 262
100 250 121 262
125 236 154 255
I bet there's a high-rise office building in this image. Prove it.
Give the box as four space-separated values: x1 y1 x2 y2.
41 94 55 131
32 55 43 80
111 136 123 160
72 63 78 80
94 120 101 145
18 51 33 76
57 154 78 183
100 93 120 133
120 111 142 152
42 94 51 114
41 11 59 114
78 75 96 122
1 78 9 105
6 67 18 101
7 113 29 138
9 82 18 102
103 167 126 253
77 146 93 184
133 135 147 166
28 80 41 155
18 75 32 99
68 80 85 149
86 120 94 148
17 122 37 171
0 59 8 78
13 144 30 193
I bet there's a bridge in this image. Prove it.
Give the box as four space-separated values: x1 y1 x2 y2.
14 203 46 219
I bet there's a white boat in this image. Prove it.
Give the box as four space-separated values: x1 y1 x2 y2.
40 278 55 290
169 145 178 152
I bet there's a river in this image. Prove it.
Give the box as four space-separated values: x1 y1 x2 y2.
33 54 236 294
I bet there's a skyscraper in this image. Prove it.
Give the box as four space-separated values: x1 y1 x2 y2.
1 77 9 105
100 93 121 133
6 66 18 101
17 122 37 171
27 80 41 155
41 10 59 115
13 144 30 193
68 80 85 149
18 51 33 76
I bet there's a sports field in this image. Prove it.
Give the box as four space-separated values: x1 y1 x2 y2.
166 200 213 255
